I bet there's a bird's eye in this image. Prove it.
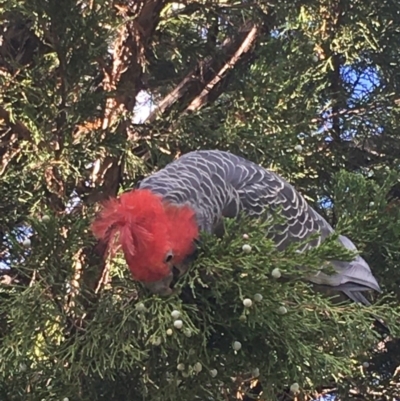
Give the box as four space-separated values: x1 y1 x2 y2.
165 251 174 263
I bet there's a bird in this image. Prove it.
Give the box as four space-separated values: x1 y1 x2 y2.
91 149 381 303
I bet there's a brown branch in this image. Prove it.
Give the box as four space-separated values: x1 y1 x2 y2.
0 105 32 176
0 11 51 71
184 23 259 113
145 69 200 123
330 52 342 142
319 0 347 142
79 0 168 305
85 1 167 201
0 105 32 141
146 20 265 123
65 249 85 314
311 96 400 125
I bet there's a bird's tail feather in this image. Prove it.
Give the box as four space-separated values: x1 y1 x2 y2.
340 286 371 306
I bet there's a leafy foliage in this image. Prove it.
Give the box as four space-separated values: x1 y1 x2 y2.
1 0 400 400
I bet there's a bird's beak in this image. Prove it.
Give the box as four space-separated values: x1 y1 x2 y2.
146 239 200 296
172 263 188 278
144 272 174 296
169 238 200 279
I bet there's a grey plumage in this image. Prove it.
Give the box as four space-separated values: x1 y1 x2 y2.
138 150 381 304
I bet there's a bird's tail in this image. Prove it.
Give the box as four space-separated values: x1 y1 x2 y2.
334 282 374 305
328 257 382 304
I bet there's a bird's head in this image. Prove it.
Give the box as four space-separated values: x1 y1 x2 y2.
91 189 199 295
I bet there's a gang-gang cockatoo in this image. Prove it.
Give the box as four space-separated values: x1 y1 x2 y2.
91 150 381 303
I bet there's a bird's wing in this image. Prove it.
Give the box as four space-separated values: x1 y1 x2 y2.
169 150 334 248
210 151 381 304
222 154 334 251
